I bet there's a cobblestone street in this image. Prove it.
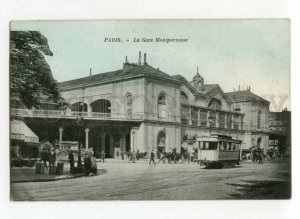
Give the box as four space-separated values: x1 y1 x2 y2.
10 159 291 201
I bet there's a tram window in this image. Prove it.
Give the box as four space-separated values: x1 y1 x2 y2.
228 142 232 151
205 142 209 149
209 142 218 150
219 142 224 151
199 141 204 149
232 143 236 151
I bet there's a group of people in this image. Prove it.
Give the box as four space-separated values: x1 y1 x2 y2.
126 149 198 165
40 148 57 169
82 151 98 176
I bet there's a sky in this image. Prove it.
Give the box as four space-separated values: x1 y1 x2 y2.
11 20 290 111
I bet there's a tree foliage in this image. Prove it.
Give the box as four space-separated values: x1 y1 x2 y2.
10 31 64 108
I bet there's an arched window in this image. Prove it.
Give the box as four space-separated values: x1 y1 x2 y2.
158 93 167 118
91 99 111 114
70 102 88 112
257 110 261 129
180 91 189 104
158 94 166 105
125 93 132 118
208 98 222 111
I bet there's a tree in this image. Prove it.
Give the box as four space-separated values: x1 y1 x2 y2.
10 31 64 108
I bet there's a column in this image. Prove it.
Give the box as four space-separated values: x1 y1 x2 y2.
216 112 220 128
198 109 201 126
59 128 63 149
85 128 89 150
224 113 227 129
87 103 92 116
231 114 234 129
189 107 192 125
207 110 210 127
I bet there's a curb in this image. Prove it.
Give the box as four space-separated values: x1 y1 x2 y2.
11 173 85 183
11 169 108 183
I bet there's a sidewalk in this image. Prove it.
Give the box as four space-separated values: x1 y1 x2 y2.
11 163 84 183
10 159 146 183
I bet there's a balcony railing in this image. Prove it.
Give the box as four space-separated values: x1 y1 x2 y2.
10 108 145 121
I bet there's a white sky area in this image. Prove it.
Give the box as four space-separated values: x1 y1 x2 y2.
11 20 290 111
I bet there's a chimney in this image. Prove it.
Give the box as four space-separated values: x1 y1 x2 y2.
138 51 141 65
143 53 147 65
89 68 92 76
125 56 128 63
197 66 199 74
238 85 240 91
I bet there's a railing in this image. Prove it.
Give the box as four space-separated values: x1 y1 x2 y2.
10 108 144 121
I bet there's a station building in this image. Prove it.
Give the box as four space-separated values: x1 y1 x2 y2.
51 52 271 158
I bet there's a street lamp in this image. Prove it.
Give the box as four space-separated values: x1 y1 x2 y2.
76 102 84 170
132 129 135 152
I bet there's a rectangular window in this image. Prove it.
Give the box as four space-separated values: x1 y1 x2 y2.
181 105 189 125
219 113 225 128
233 115 240 130
191 108 198 125
210 112 217 128
200 110 207 126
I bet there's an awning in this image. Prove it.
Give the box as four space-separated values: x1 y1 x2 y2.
11 120 39 143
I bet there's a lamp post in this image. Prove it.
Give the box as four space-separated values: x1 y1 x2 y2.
76 102 84 169
132 129 135 152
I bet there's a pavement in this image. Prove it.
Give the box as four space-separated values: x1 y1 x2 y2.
10 158 139 183
10 158 291 200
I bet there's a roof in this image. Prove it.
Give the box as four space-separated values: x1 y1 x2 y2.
203 84 218 94
225 90 269 103
11 120 39 143
172 75 207 97
59 64 181 90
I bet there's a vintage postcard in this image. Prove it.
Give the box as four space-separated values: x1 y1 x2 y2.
9 20 291 201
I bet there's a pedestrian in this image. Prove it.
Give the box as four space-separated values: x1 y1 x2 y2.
121 149 124 160
40 148 49 170
149 150 156 165
49 149 56 166
258 153 263 165
84 152 92 176
129 151 136 163
186 151 190 163
101 150 105 163
68 147 75 174
158 152 165 164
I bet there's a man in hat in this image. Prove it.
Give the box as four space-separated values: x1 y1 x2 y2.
68 146 75 174
149 150 156 165
84 152 92 176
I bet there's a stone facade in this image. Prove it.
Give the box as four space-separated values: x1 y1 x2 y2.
57 53 268 158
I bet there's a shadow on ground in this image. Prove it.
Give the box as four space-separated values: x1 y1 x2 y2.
226 180 291 199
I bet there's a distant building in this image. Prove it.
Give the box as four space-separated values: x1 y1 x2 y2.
268 108 291 156
225 89 270 151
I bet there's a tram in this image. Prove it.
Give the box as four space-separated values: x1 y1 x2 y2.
197 135 242 168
